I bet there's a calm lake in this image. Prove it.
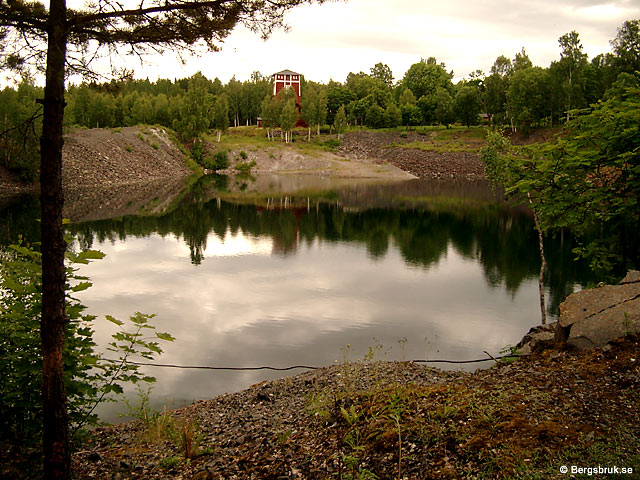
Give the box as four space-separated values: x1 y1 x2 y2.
1 175 598 422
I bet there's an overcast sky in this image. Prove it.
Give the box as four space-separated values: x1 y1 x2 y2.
62 0 640 85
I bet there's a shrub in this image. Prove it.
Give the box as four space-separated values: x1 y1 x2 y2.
212 150 229 170
0 241 174 445
319 138 341 151
190 139 205 163
235 160 256 173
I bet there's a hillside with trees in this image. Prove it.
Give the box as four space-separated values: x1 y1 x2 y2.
2 19 639 182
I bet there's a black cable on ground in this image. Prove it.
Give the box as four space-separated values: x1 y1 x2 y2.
108 353 523 372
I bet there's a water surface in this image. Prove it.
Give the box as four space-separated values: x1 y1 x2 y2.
1 176 597 422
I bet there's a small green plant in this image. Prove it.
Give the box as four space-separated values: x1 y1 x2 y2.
125 145 133 153
159 455 182 469
137 132 144 141
166 415 206 459
151 142 159 150
400 132 408 139
112 127 122 133
498 345 520 365
239 150 248 159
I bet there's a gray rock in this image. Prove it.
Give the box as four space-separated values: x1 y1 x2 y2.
621 270 640 284
558 274 640 349
516 323 557 354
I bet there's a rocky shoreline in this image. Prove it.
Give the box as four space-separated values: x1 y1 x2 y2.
67 336 639 480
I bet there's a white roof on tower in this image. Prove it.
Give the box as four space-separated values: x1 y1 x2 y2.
273 69 301 76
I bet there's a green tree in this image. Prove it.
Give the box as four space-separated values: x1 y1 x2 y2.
513 47 533 71
383 102 402 128
326 81 356 125
556 30 588 122
433 87 455 128
483 55 513 127
333 104 347 139
401 103 422 126
260 94 280 141
365 103 384 128
610 19 640 74
0 1 328 478
213 94 229 142
507 66 551 132
278 87 298 143
454 84 482 128
370 62 394 88
0 79 43 181
401 57 454 100
301 83 327 138
482 73 640 277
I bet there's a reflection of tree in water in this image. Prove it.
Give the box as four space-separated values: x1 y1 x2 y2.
62 196 598 314
0 194 41 245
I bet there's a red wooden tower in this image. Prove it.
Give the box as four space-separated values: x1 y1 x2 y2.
272 69 302 107
272 69 305 127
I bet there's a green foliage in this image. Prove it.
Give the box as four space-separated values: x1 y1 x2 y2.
383 103 402 128
199 149 230 171
610 19 640 74
401 57 454 100
0 240 174 444
454 85 482 128
235 159 256 173
333 105 347 138
190 138 206 163
317 138 341 150
301 83 328 134
401 103 422 126
213 150 229 170
0 79 43 181
433 87 455 127
482 73 640 276
364 103 384 128
212 93 229 139
166 416 206 459
507 67 551 132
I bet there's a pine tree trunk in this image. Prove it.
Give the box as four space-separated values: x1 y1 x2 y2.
40 1 70 478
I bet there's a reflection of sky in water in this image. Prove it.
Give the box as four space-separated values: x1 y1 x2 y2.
77 228 543 422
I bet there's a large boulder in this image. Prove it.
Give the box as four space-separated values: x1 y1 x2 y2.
558 270 640 349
